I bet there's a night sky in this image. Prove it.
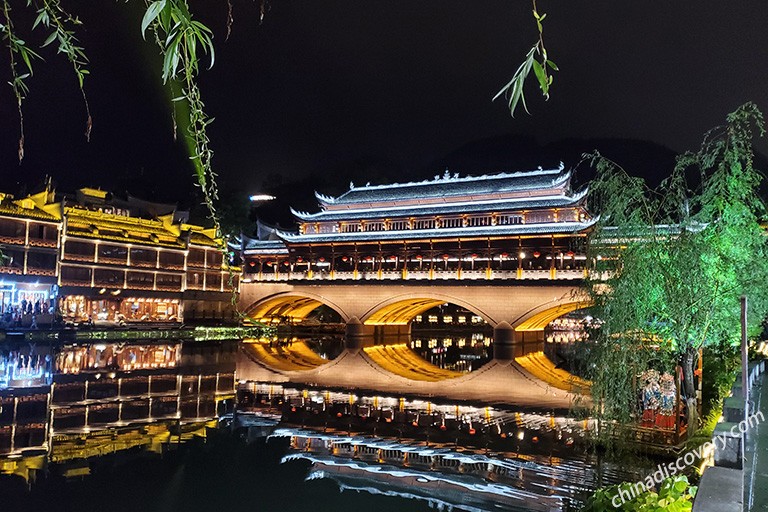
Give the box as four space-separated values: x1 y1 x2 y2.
0 1 766 222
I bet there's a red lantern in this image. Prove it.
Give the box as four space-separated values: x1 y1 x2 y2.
283 261 290 266
342 256 349 262
533 251 541 258
297 257 303 263
500 252 509 258
415 255 423 260
265 260 273 265
442 254 450 260
249 261 256 267
318 257 325 262
566 251 575 258
389 255 397 261
470 253 478 259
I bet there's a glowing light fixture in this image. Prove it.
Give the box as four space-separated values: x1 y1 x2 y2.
249 194 276 202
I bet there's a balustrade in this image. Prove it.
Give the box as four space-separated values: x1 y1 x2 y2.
244 265 587 282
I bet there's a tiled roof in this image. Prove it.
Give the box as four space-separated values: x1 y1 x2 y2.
188 231 220 247
65 208 186 248
276 218 598 244
242 242 289 255
0 202 60 222
293 189 588 222
64 207 222 249
316 165 568 206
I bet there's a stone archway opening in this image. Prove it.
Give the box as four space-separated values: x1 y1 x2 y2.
361 298 494 375
245 294 345 324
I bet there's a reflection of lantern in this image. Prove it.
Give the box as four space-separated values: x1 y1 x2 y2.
533 251 541 258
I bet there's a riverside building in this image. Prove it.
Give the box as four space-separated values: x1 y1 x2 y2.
0 185 238 328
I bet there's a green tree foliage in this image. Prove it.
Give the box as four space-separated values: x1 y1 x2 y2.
583 103 768 428
583 475 697 512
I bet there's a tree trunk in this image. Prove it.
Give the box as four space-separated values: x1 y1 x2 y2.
681 347 699 434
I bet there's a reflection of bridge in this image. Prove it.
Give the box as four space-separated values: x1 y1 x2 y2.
237 337 590 411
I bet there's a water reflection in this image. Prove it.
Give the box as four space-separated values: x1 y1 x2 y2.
0 337 237 473
2 335 646 512
265 329 495 373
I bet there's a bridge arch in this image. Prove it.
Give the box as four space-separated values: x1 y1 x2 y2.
244 291 350 323
361 293 497 326
513 300 593 332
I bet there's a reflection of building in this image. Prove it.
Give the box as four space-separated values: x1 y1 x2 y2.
0 184 240 327
50 340 236 433
0 339 237 462
241 165 596 282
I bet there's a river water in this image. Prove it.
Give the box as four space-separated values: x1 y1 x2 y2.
0 333 646 512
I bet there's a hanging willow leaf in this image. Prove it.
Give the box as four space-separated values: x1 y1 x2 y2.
493 44 536 117
142 0 166 39
495 0 557 117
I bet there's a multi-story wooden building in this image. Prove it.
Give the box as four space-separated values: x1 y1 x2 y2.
241 165 596 282
0 188 61 326
0 185 238 327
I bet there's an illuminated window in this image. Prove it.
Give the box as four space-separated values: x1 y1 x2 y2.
442 316 453 324
428 315 438 323
457 316 466 324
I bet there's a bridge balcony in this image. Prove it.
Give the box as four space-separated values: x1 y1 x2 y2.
243 268 586 282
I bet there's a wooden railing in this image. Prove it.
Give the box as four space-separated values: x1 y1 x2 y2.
246 268 586 282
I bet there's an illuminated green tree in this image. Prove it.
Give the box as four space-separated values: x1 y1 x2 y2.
584 103 768 428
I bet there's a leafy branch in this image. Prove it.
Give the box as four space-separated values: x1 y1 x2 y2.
34 0 92 139
1 0 41 162
493 0 558 117
143 0 218 224
143 0 241 314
